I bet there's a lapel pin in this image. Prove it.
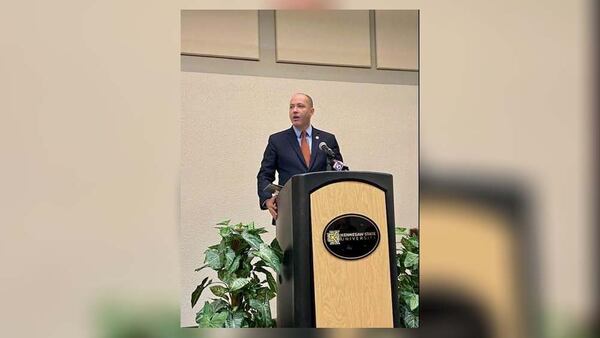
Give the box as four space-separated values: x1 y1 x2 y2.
316 136 319 140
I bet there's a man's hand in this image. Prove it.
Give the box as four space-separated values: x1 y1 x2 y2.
266 196 278 220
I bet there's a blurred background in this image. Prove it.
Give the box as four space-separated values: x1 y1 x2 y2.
0 0 596 338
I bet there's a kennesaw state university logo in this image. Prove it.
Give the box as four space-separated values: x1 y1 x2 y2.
322 214 381 260
326 230 341 245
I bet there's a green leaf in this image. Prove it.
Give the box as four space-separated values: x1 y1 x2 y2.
241 230 263 249
398 277 415 293
249 227 268 235
395 227 409 237
257 285 272 299
191 277 211 307
217 240 228 254
405 293 418 311
194 264 208 272
217 219 231 226
238 311 251 328
197 301 231 328
249 298 266 313
218 269 233 285
237 259 252 278
230 277 251 292
227 255 241 274
191 286 204 308
249 298 273 327
212 299 229 313
233 222 244 232
265 271 278 293
255 286 269 299
227 311 245 328
196 301 215 327
404 251 418 268
270 238 283 259
254 243 281 274
224 248 236 269
210 311 229 327
196 313 207 327
210 285 228 299
219 227 233 237
402 307 419 328
249 298 262 310
204 248 223 269
202 297 214 313
400 290 418 308
407 236 419 248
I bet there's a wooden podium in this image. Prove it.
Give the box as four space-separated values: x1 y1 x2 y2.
276 171 399 328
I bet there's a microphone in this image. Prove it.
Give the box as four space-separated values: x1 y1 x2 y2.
319 142 349 171
318 142 336 157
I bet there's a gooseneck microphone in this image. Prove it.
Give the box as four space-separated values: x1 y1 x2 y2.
318 142 336 157
319 142 349 171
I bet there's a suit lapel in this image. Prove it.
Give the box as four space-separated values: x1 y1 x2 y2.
308 127 320 171
286 127 308 169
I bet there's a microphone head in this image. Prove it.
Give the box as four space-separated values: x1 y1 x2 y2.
318 142 328 150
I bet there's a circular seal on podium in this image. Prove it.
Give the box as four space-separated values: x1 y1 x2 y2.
322 213 381 260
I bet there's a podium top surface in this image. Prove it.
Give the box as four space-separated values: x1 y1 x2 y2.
282 171 394 193
293 170 392 181
295 170 392 178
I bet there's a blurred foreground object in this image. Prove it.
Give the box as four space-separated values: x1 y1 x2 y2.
420 173 535 338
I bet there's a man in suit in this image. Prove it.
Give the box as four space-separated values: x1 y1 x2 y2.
257 93 343 220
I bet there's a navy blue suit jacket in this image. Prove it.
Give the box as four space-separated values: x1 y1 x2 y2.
257 126 343 209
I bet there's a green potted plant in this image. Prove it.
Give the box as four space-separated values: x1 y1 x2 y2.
191 220 282 328
396 227 419 328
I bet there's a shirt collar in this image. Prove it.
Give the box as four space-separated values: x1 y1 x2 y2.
293 125 312 138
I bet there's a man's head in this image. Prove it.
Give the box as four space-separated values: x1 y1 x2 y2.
289 93 314 130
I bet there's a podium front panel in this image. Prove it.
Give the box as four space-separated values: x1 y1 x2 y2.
310 181 394 328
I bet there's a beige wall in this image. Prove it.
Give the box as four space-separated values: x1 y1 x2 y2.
275 10 371 67
181 10 420 70
181 10 259 59
1 1 593 337
180 71 418 326
376 10 418 70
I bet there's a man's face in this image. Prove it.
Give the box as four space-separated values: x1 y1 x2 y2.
289 94 314 130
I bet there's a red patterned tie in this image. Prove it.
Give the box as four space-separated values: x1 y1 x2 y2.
300 130 310 167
